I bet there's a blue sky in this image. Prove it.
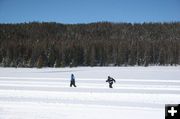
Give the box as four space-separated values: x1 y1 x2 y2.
0 0 180 24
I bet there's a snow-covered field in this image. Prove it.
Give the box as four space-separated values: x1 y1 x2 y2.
0 66 180 119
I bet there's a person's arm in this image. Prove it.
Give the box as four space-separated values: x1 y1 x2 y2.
113 78 116 83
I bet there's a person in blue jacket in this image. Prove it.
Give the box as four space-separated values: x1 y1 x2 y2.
70 74 77 87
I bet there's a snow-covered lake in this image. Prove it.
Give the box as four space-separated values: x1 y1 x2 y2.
0 66 180 119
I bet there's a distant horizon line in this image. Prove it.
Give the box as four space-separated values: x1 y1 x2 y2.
0 20 180 25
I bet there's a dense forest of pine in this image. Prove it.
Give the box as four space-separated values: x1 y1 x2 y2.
0 22 180 67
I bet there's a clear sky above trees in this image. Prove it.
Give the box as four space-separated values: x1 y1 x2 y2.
0 0 180 24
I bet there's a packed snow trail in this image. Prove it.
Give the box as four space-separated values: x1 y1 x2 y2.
0 67 180 119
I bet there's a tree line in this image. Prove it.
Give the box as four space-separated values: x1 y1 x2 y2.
0 22 180 67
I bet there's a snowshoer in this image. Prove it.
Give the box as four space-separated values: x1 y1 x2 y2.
106 76 116 88
70 74 77 87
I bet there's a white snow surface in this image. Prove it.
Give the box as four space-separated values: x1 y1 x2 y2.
0 66 180 119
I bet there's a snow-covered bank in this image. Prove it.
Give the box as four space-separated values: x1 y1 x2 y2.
0 66 180 80
0 66 180 119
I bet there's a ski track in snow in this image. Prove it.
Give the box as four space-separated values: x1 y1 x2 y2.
0 67 180 119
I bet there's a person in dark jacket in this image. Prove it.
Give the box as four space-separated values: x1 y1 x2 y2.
70 74 77 87
106 76 116 88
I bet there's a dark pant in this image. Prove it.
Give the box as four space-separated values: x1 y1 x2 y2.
70 81 76 87
109 83 113 88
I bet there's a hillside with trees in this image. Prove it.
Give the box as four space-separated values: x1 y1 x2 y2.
0 22 180 67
